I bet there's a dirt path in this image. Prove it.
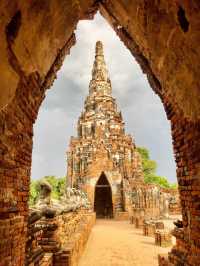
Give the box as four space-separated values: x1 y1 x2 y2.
78 219 173 266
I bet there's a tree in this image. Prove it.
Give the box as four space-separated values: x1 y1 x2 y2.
169 182 178 189
137 147 157 175
136 147 177 189
144 174 170 188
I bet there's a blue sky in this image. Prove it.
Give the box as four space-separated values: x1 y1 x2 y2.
31 13 176 183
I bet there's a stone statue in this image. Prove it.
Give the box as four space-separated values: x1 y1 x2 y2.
33 180 91 218
160 192 170 218
35 180 52 207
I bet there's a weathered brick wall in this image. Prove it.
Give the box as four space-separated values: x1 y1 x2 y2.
26 212 45 265
25 210 95 266
0 73 45 266
54 212 96 266
53 210 92 249
168 118 200 265
0 44 75 265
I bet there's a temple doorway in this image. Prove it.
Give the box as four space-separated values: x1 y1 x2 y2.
94 173 113 218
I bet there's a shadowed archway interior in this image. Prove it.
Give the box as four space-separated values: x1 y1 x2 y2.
94 172 113 219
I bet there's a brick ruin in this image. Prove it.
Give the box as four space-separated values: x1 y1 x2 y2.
0 1 200 266
26 176 96 266
67 41 144 219
26 207 95 266
66 41 180 222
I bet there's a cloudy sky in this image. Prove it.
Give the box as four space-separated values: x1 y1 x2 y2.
31 13 176 183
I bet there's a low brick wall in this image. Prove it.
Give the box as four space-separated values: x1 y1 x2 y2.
25 210 95 266
55 210 89 248
54 212 96 266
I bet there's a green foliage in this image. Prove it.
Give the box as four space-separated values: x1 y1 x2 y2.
137 147 157 176
136 147 150 161
29 176 66 206
29 180 40 206
43 176 65 200
137 147 177 189
144 174 170 188
169 182 178 189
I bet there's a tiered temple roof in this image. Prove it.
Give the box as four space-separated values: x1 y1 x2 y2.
67 41 143 188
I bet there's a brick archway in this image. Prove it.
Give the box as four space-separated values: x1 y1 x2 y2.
0 1 200 265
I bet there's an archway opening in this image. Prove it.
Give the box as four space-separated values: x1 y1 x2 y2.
94 173 113 219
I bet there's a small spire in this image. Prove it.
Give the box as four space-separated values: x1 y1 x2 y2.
95 41 104 56
89 41 112 96
91 41 109 82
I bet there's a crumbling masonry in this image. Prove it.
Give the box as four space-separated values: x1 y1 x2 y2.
67 41 144 219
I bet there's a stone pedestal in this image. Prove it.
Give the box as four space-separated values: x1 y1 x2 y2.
143 220 164 237
155 230 172 247
143 221 156 237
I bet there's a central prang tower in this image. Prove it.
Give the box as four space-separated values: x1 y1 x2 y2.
67 41 144 218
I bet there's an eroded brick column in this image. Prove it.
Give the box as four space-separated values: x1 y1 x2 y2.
169 117 200 265
0 73 45 266
0 30 75 265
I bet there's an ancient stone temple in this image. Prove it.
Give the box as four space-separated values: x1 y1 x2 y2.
66 41 144 219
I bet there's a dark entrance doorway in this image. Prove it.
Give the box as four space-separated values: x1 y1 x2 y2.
94 172 113 218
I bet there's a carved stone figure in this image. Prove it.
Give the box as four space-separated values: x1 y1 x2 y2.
33 180 91 218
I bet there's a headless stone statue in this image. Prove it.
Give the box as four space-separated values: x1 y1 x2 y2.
33 180 91 218
35 180 57 218
160 193 169 218
36 180 52 207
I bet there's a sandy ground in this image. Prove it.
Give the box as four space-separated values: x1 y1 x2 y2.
78 217 180 266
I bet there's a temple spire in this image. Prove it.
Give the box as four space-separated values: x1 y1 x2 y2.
95 40 104 56
90 41 111 95
92 41 109 81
